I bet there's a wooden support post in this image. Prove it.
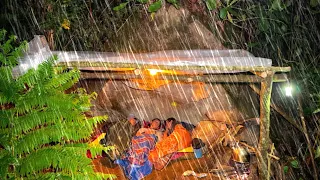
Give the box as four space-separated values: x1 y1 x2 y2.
249 84 304 133
258 71 274 180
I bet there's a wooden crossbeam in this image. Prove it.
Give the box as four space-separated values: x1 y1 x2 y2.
57 61 291 72
79 71 288 83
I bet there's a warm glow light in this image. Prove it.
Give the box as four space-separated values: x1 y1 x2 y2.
285 86 293 96
148 69 161 76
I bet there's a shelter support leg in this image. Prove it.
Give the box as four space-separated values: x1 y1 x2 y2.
258 71 274 180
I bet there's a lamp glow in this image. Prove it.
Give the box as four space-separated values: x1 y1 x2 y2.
148 69 160 76
285 86 293 96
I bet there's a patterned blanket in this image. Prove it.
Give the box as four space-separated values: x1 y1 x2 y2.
127 134 157 165
116 134 157 180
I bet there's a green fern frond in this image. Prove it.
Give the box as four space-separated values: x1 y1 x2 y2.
44 69 80 91
0 153 17 178
55 74 81 91
0 109 12 129
12 109 82 135
65 143 115 158
0 67 16 102
15 56 57 89
27 171 117 180
84 116 108 128
14 93 74 115
0 133 10 149
17 147 93 177
1 32 115 179
14 123 95 155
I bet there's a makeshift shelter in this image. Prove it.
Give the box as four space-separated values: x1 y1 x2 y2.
16 35 291 180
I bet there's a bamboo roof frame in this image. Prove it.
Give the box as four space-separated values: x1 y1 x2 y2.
57 61 290 180
57 61 291 73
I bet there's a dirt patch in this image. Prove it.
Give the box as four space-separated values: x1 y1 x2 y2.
92 145 247 179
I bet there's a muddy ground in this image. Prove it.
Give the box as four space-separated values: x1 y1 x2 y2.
92 145 258 180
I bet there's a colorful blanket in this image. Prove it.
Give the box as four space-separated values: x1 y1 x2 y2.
116 134 157 180
148 124 192 164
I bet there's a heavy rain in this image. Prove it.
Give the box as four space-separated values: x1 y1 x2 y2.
0 0 319 180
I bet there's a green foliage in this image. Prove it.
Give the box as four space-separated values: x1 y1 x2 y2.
0 29 27 67
0 30 112 179
112 0 178 13
148 0 163 13
113 2 129 11
205 0 320 177
315 146 320 159
206 0 217 11
310 0 320 7
290 159 299 169
167 0 178 9
283 165 289 173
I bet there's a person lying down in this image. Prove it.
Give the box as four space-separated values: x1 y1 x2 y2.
116 117 192 180
136 118 163 142
115 118 163 180
148 117 192 170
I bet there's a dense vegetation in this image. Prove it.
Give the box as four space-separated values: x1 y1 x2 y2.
0 29 114 179
1 0 319 179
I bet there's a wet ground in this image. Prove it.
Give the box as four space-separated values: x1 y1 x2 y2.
92 145 257 179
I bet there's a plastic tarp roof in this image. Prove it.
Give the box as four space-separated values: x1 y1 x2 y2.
13 35 272 76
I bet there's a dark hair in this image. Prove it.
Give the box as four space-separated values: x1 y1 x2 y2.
166 117 180 135
151 118 161 130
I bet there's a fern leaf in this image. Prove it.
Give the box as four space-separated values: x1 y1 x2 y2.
0 109 11 128
27 171 117 180
65 143 115 158
14 123 93 155
45 69 80 91
14 93 74 115
17 147 93 177
12 109 81 135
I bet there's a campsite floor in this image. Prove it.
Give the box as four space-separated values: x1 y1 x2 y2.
92 145 257 179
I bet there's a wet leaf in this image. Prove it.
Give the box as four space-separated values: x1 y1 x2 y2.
310 0 320 7
258 18 270 32
113 2 129 11
247 42 259 48
219 8 227 20
315 146 320 159
283 166 289 173
148 0 162 13
137 0 148 3
290 160 299 168
167 0 179 9
313 108 320 114
271 0 284 11
206 0 217 10
227 12 233 23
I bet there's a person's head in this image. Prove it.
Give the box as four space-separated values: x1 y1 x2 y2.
129 117 138 126
165 117 179 133
150 118 161 130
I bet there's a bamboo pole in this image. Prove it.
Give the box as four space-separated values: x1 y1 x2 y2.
257 71 274 180
57 61 291 72
80 71 288 83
